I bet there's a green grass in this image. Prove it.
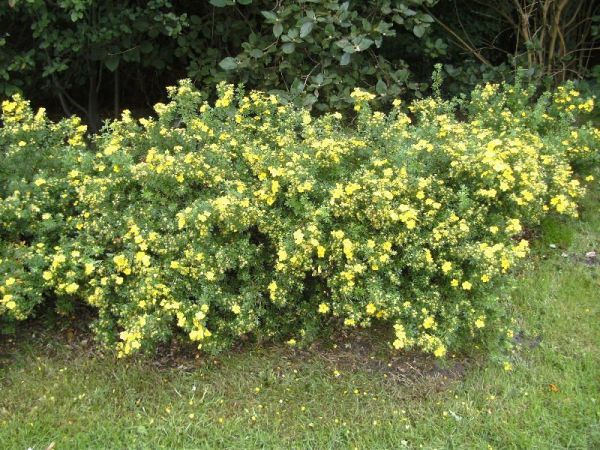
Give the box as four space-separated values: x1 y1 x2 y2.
1 188 599 449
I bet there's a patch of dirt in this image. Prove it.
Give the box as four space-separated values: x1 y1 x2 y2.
580 250 599 267
512 331 542 349
559 249 600 268
0 314 101 369
281 328 477 394
1 318 475 393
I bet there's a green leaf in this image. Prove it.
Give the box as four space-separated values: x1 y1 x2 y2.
105 56 119 72
261 11 278 22
413 24 426 38
219 57 238 70
340 52 351 66
356 37 374 51
273 23 283 38
376 79 387 95
237 0 253 4
392 14 404 25
290 78 304 94
302 93 317 107
209 0 232 7
281 43 295 54
249 48 263 58
70 10 83 22
300 22 313 38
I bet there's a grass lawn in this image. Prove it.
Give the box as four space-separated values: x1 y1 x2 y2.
1 187 599 449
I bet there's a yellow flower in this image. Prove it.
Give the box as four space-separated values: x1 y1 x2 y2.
2 294 15 310
366 303 376 315
505 219 522 234
441 261 452 273
278 249 288 261
344 318 356 327
65 282 79 294
481 274 490 283
393 323 408 349
178 215 186 229
318 303 330 314
392 339 404 350
451 279 459 287
342 239 354 260
113 254 129 271
5 277 16 286
503 361 513 371
271 180 280 194
231 304 241 315
475 317 485 328
268 281 278 301
433 345 447 358
350 88 376 102
423 316 435 329
331 230 345 240
317 245 326 258
424 249 433 264
293 229 304 244
135 252 151 267
462 281 472 290
42 271 53 281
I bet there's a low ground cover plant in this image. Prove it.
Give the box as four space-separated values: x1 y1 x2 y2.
0 79 597 358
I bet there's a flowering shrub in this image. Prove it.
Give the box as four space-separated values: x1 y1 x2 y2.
0 100 86 322
1 80 598 357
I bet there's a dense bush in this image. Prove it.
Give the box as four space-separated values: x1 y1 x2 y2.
1 80 598 357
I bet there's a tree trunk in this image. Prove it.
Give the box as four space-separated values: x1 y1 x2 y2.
87 66 100 133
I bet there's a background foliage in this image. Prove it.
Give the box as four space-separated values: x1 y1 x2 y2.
2 0 597 128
